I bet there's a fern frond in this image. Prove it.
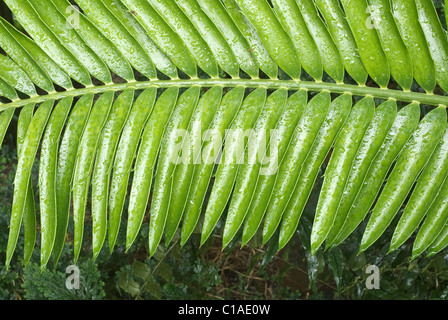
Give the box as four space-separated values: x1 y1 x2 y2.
0 0 448 269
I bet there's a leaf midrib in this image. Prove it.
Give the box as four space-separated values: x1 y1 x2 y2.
2 78 447 112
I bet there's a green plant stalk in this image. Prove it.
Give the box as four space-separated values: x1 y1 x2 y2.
1 79 448 112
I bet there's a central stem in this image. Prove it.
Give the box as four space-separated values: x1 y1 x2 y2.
1 78 447 112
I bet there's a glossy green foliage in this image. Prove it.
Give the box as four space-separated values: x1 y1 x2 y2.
1 0 448 270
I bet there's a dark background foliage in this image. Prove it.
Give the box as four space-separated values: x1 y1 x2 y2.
1 0 448 301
